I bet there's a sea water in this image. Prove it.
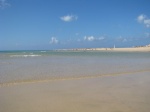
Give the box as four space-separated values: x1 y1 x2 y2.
0 50 150 86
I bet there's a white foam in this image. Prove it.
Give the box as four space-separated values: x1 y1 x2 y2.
40 51 46 52
10 55 41 58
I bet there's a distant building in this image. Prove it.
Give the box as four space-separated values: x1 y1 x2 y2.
114 44 115 48
146 44 150 47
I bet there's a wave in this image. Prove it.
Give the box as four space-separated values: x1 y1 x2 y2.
10 55 41 58
40 51 47 52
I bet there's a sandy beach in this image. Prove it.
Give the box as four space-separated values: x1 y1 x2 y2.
0 71 150 112
109 47 150 52
69 46 150 52
0 51 150 112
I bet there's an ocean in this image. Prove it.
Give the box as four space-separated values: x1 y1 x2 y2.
0 50 150 86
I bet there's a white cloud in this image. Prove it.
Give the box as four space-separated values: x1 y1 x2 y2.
60 15 78 22
143 19 150 28
84 36 105 41
97 37 105 40
137 14 150 28
137 14 146 22
84 36 95 41
49 37 59 44
0 0 10 9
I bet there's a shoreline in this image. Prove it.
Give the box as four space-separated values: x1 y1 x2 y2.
61 46 150 52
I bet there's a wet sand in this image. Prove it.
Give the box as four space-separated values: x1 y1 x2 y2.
0 71 150 112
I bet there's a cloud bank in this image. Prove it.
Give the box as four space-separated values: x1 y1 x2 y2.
60 14 78 22
137 14 150 28
49 37 59 44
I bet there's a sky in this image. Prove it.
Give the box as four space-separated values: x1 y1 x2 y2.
0 0 150 50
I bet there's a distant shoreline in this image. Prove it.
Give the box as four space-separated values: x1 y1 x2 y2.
59 46 150 52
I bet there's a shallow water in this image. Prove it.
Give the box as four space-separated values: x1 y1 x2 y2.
0 51 150 86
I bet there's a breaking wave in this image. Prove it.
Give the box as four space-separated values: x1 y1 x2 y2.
10 55 41 58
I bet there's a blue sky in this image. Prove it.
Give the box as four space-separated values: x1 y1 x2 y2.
0 0 150 50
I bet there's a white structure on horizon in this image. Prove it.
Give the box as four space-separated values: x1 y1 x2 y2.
146 44 150 47
114 44 115 48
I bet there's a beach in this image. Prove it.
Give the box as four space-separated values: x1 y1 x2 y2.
69 46 150 52
0 71 150 112
1 0 150 111
0 51 150 112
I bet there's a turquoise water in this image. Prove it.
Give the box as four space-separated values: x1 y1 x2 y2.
0 50 150 86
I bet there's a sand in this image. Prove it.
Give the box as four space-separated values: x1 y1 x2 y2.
0 71 150 112
111 47 150 52
70 47 150 52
